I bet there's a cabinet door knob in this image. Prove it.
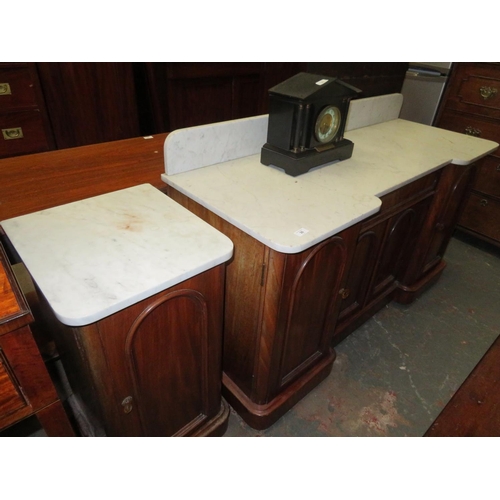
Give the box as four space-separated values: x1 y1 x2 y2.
480 199 488 207
338 288 350 299
121 396 133 413
464 126 481 137
0 83 12 95
479 86 498 100
2 127 24 140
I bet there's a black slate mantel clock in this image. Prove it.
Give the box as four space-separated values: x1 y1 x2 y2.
261 72 361 176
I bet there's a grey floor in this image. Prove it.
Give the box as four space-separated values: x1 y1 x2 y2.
2 232 499 437
224 231 500 437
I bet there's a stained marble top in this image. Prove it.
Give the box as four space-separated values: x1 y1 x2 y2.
162 118 498 254
1 184 233 326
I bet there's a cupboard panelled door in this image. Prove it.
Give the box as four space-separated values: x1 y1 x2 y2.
371 202 429 299
97 276 223 437
271 236 349 395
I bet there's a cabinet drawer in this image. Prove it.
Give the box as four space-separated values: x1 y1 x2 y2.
459 192 500 241
0 110 50 158
438 109 500 144
444 63 500 119
0 66 38 111
473 154 500 198
362 170 439 229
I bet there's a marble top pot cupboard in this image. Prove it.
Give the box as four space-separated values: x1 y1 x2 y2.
2 186 233 436
1 93 497 435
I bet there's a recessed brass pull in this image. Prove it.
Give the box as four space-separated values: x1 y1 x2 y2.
496 164 500 172
2 127 24 140
480 199 488 207
465 126 481 137
0 83 12 95
339 288 350 299
479 86 498 100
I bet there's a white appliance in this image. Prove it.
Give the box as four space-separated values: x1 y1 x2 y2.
399 62 453 126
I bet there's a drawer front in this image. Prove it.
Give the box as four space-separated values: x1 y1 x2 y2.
459 192 500 241
437 109 500 144
362 171 439 230
0 349 27 420
0 66 38 111
445 63 500 119
0 110 50 158
473 154 500 198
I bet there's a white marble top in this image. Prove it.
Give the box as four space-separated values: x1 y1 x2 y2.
164 94 404 176
1 184 233 327
162 119 498 254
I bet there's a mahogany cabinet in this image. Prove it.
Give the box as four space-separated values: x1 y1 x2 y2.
0 63 54 159
0 243 74 436
167 161 475 429
44 265 229 437
435 63 500 247
335 172 439 342
166 186 357 429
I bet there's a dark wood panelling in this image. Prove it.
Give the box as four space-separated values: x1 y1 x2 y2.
307 62 409 97
36 62 141 149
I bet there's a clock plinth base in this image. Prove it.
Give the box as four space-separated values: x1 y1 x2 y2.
260 139 354 177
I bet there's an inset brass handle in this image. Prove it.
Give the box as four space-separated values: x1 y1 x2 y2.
496 164 500 172
435 223 445 232
121 396 133 414
2 127 24 140
0 83 11 95
480 199 488 207
465 126 481 137
339 288 350 300
479 86 498 100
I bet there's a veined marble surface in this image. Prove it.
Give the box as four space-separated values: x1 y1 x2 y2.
1 184 233 327
164 94 404 176
164 114 268 175
162 119 498 253
345 93 403 132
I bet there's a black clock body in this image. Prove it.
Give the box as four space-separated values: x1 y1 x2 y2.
261 72 361 177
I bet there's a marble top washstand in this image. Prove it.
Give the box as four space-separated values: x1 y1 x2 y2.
162 94 498 254
0 184 233 327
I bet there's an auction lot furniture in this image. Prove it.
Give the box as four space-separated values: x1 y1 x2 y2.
162 95 497 429
1 185 233 436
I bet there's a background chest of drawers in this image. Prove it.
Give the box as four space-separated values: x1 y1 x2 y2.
435 62 500 247
0 63 54 159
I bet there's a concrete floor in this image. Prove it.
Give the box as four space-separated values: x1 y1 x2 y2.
224 232 500 437
2 232 499 437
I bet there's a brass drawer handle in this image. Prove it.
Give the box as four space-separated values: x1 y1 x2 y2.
479 86 498 100
2 127 24 140
338 288 350 300
121 396 133 414
465 126 481 137
496 164 500 172
0 83 12 95
480 199 488 207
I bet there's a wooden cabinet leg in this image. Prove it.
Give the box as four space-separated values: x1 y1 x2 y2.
36 401 75 437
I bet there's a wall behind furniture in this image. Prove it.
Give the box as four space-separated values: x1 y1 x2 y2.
1 62 409 158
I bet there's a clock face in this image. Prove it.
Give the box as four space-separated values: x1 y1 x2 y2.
314 105 341 144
